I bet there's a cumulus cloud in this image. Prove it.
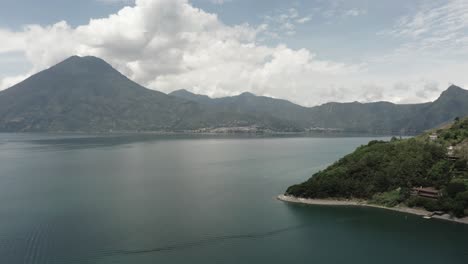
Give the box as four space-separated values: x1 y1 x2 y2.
0 29 26 53
0 0 364 106
0 0 466 106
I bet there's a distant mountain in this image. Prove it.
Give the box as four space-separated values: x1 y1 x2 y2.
169 89 212 104
171 85 468 134
307 85 468 134
0 56 297 132
1 55 467 133
404 85 468 131
169 89 311 125
0 56 197 132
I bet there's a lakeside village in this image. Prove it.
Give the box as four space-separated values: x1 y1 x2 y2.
186 126 343 134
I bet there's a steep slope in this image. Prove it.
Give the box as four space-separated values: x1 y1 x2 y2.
404 85 468 131
0 56 202 132
2 55 468 133
286 117 468 216
169 89 212 104
307 85 468 133
171 86 468 134
170 90 311 125
307 101 424 134
0 56 303 132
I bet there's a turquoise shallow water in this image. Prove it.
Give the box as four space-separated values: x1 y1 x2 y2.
0 133 467 264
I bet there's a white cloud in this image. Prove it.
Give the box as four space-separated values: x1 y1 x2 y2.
320 2 367 20
0 0 364 106
209 0 231 5
0 0 467 107
365 0 468 102
0 73 31 91
343 8 367 17
380 0 468 55
296 16 312 24
97 0 135 4
0 29 26 53
261 8 312 38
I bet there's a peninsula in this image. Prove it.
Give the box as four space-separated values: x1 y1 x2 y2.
282 117 468 224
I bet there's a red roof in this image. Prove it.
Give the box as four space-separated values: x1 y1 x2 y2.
412 187 439 194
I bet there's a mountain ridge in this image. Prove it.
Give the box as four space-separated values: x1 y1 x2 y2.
0 56 299 132
170 85 468 134
1 55 468 133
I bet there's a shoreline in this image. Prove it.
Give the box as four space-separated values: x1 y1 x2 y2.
0 131 412 137
277 194 468 225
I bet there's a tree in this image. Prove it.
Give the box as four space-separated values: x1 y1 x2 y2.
446 182 467 198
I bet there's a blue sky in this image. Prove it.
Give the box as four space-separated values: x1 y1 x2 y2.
1 0 468 106
0 0 129 29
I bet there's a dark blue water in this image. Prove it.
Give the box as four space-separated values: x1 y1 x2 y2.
0 134 467 264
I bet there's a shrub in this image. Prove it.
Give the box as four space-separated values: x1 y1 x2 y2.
451 200 466 218
455 191 468 208
399 187 411 201
370 189 401 207
406 197 442 212
453 159 468 171
446 182 467 197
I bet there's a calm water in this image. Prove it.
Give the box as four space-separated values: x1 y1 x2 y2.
0 134 467 264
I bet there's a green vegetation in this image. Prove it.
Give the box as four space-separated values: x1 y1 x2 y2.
0 56 301 132
286 117 468 217
369 189 405 207
286 138 449 198
171 85 468 135
405 183 468 218
434 118 468 146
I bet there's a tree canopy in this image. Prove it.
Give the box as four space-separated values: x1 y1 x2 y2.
286 117 468 216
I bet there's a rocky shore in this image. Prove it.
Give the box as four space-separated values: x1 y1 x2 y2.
277 194 468 225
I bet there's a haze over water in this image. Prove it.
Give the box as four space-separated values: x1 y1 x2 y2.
0 134 467 264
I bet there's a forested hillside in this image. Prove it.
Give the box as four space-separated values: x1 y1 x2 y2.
286 117 468 216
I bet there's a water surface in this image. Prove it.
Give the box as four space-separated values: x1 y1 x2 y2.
0 134 467 264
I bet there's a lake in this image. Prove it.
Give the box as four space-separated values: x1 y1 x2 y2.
0 134 467 264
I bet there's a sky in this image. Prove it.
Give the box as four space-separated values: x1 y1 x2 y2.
1 0 468 106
